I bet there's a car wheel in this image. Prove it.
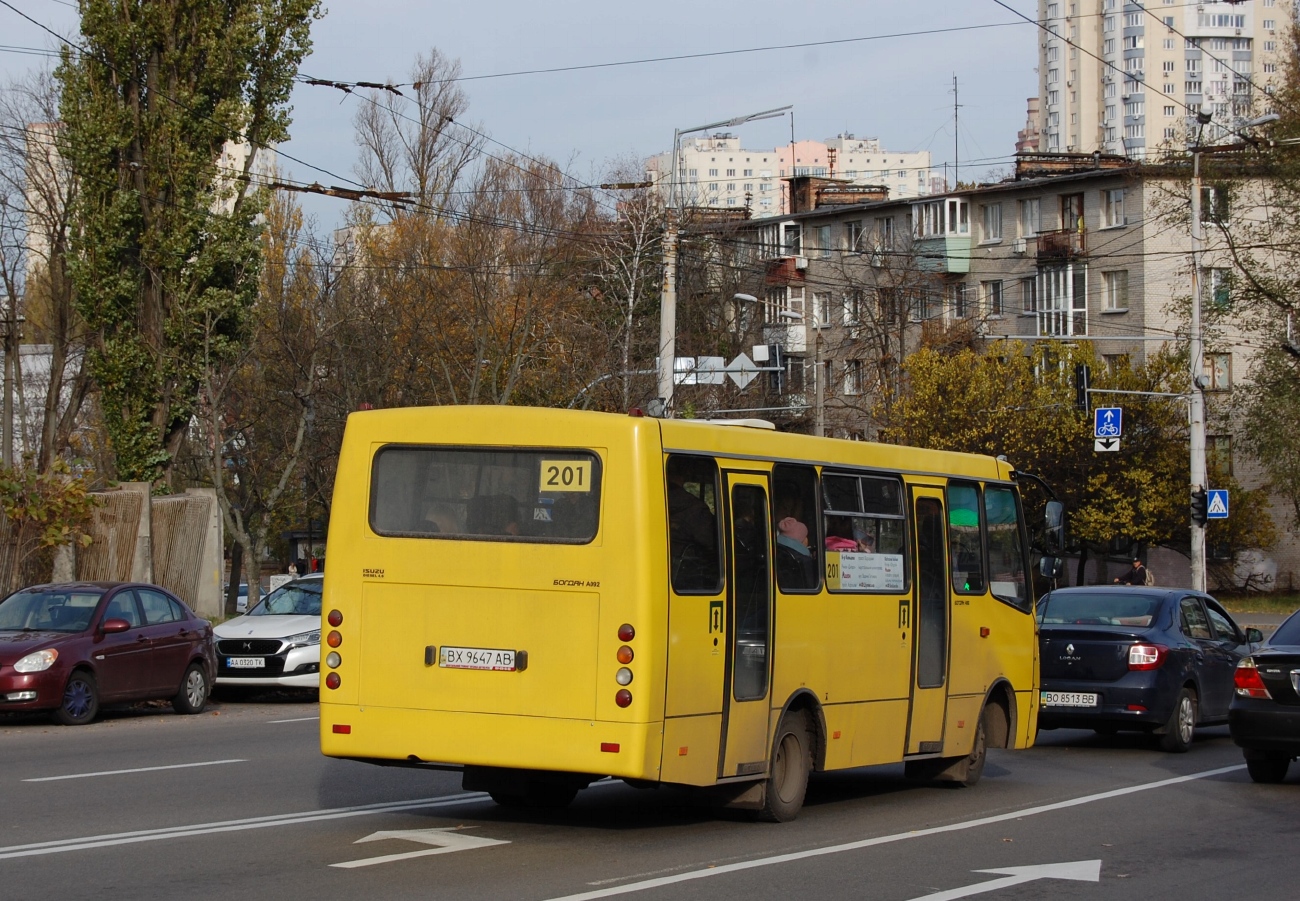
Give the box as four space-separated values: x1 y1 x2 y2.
172 663 209 715
1158 688 1196 753
52 671 99 726
1245 754 1290 784
758 710 812 822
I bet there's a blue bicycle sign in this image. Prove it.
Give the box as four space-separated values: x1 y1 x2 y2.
1094 407 1123 438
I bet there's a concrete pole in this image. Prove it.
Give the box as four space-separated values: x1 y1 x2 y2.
1189 150 1207 592
656 209 678 413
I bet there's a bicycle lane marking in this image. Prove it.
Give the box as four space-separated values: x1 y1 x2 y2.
546 764 1246 901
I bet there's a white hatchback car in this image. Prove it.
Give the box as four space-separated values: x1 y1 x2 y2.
213 575 322 689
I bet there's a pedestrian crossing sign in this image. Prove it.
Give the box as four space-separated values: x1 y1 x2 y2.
1207 489 1229 520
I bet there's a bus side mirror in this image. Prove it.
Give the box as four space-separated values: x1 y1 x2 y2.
1039 556 1065 579
1043 501 1065 556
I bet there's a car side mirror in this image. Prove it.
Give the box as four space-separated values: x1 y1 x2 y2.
100 618 131 634
1245 627 1264 644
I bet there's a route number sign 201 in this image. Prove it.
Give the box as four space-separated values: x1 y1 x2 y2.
539 460 592 492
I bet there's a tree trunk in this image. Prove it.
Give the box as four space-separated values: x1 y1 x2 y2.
225 541 243 617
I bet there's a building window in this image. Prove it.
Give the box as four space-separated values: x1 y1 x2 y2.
708 168 719 176
1102 188 1126 227
782 221 802 257
874 216 895 250
846 220 863 251
982 203 1003 242
949 282 971 318
1201 185 1230 223
817 225 832 259
1061 193 1084 232
844 360 865 396
1205 353 1232 391
1020 197 1041 236
1037 264 1087 336
913 198 969 237
983 280 1004 317
814 292 833 326
843 291 864 327
1102 270 1128 309
1208 434 1234 476
1021 276 1037 313
1205 268 1231 308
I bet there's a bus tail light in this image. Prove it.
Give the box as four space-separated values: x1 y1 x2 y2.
327 631 342 648
326 672 341 690
618 623 635 642
616 645 634 664
332 724 351 734
328 609 343 627
1128 643 1167 671
1234 658 1272 699
615 689 632 708
326 652 341 669
615 667 633 686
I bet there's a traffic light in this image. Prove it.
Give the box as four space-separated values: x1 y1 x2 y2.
1191 487 1209 526
1074 363 1091 412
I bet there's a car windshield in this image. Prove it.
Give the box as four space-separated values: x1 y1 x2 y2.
1038 592 1162 627
0 588 103 632
247 580 322 617
1270 610 1300 646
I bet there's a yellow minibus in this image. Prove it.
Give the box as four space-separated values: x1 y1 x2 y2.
320 406 1050 820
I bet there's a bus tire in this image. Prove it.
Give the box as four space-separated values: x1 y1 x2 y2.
905 705 990 787
758 710 811 822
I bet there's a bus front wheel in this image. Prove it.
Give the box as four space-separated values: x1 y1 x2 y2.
758 710 812 822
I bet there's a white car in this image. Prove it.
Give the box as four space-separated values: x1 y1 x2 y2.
213 575 322 689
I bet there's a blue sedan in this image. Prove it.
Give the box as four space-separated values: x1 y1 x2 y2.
1036 587 1263 752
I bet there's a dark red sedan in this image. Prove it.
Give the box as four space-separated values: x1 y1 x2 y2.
0 582 217 725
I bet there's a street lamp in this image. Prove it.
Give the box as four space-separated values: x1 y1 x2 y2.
656 106 793 415
1187 111 1278 591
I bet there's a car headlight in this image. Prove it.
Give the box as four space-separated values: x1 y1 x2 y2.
14 648 59 673
284 630 321 648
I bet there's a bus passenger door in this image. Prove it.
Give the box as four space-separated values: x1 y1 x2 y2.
906 490 950 755
719 474 773 779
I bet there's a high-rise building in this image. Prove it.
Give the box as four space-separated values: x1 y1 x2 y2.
1036 0 1290 158
648 133 933 215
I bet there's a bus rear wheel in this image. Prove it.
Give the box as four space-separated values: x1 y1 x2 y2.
758 710 812 822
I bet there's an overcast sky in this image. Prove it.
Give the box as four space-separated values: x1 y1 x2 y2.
2 0 1040 228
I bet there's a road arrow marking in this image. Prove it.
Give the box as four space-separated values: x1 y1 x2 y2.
330 827 509 868
906 860 1101 901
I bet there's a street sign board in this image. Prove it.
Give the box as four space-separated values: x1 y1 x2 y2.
694 356 726 385
1094 437 1120 452
725 352 759 389
1094 407 1122 439
1207 489 1229 520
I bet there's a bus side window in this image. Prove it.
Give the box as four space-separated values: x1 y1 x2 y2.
666 456 722 593
948 481 986 594
773 464 820 592
985 485 1029 608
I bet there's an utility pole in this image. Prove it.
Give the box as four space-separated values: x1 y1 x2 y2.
952 74 961 188
656 208 678 409
1189 146 1207 592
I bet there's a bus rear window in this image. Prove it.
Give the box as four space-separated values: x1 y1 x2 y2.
370 446 602 543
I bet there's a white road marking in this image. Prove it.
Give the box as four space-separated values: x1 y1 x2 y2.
905 860 1101 901
23 759 248 783
554 764 1245 900
331 826 510 868
266 716 320 724
0 793 490 860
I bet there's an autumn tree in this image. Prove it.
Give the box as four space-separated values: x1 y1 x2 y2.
879 341 1272 583
56 0 321 487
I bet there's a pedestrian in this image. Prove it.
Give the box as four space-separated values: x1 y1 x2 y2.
1114 558 1149 585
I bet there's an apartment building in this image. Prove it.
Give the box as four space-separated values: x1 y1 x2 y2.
684 153 1295 588
648 133 933 216
1036 0 1290 157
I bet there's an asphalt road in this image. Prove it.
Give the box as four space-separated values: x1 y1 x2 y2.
1 695 1296 901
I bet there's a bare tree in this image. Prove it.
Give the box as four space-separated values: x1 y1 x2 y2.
0 70 94 473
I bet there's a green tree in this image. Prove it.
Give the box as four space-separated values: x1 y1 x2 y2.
55 0 321 487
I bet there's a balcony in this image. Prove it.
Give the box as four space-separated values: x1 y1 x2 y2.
914 235 972 274
1035 227 1087 260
